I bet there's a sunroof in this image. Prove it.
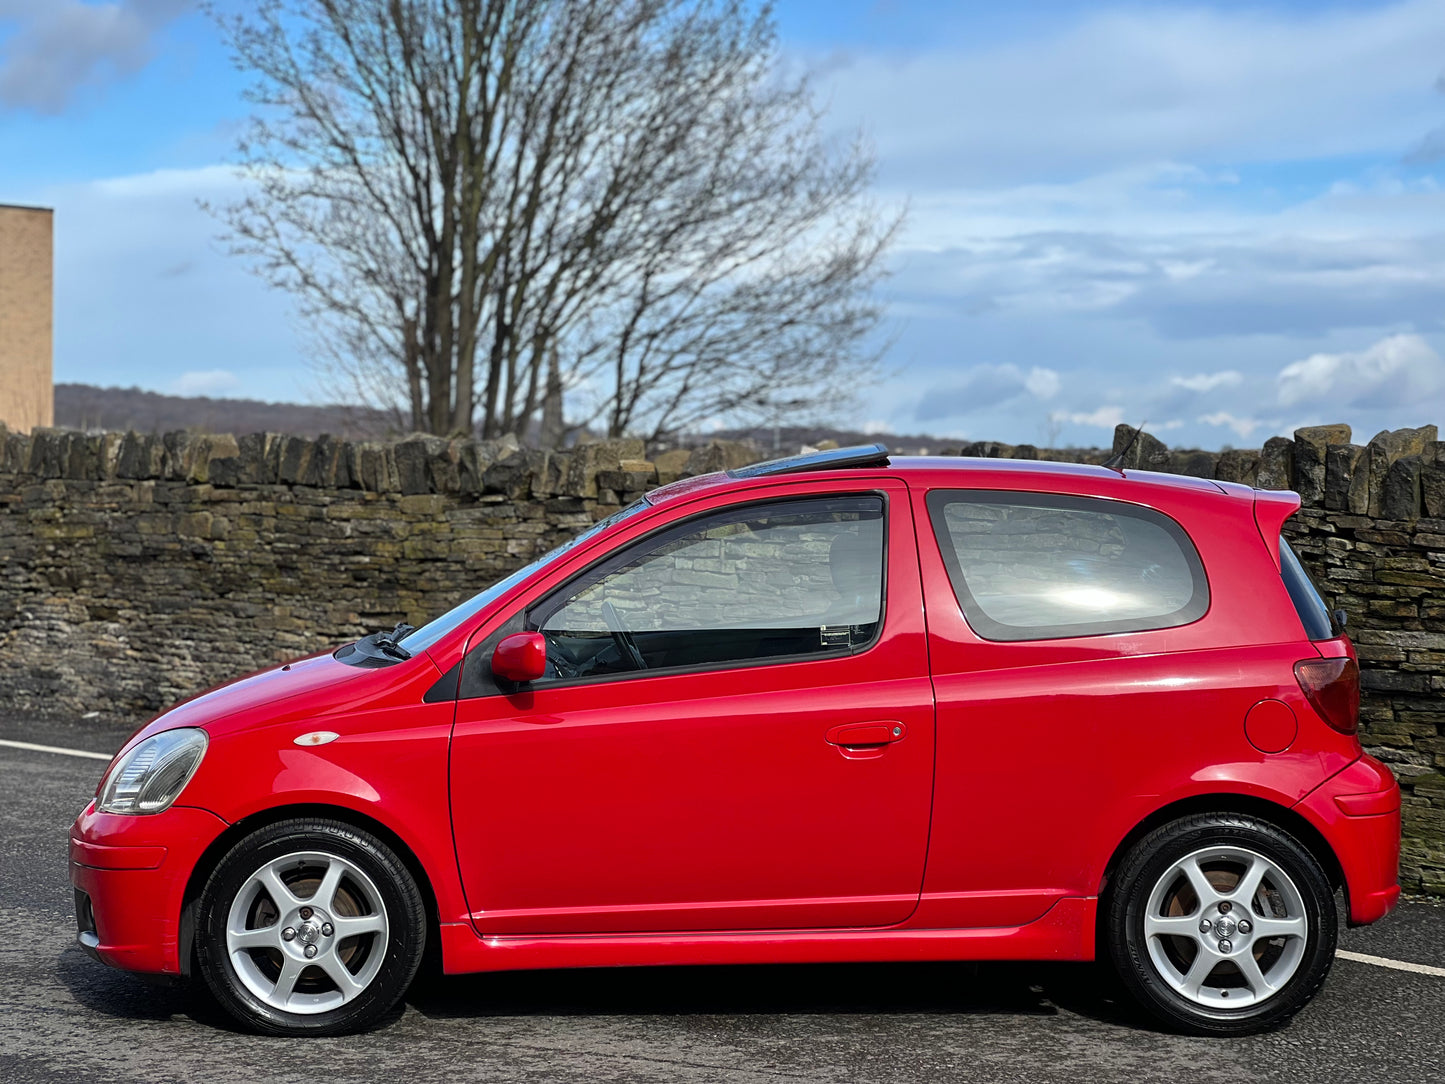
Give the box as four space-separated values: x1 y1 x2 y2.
727 443 891 479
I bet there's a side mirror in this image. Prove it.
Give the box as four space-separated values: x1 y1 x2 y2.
492 631 547 684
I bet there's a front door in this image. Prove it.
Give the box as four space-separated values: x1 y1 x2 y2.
449 480 934 934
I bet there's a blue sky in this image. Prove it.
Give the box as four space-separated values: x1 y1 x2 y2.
2 0 1444 449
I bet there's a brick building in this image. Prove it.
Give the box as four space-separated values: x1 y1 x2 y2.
0 203 54 433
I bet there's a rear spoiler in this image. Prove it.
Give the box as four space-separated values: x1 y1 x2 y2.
1253 489 1302 571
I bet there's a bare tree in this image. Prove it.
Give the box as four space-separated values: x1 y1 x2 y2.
208 0 896 441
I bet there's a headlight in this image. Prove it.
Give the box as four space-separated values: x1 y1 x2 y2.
97 728 209 815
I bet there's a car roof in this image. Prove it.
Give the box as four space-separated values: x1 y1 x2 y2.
647 446 1238 506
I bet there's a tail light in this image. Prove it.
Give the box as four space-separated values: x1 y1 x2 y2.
1293 657 1360 735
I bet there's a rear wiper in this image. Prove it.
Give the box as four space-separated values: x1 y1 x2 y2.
370 622 416 661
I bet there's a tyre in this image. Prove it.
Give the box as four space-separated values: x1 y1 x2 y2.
1105 813 1336 1037
195 818 426 1036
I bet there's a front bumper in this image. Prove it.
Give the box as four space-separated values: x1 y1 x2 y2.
1294 754 1402 927
70 802 229 974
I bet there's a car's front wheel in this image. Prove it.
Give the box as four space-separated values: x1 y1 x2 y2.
1106 813 1336 1036
195 817 426 1036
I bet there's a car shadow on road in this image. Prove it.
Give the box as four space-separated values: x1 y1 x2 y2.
57 944 1150 1034
407 959 1147 1029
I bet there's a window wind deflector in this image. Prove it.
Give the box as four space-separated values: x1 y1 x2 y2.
726 443 890 479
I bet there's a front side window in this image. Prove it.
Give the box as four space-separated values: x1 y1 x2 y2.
531 496 885 680
928 490 1208 641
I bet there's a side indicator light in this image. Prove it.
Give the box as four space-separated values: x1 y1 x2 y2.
293 731 340 747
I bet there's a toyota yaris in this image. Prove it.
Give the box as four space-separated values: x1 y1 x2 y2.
71 445 1400 1036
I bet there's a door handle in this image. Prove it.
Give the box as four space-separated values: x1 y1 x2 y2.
825 721 906 747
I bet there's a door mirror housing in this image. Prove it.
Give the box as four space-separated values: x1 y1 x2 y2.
492 631 547 684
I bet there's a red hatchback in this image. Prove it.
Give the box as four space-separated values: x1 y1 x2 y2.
71 446 1401 1037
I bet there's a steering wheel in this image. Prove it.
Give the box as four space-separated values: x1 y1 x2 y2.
601 600 648 671
541 632 581 679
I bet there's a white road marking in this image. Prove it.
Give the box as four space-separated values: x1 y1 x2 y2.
0 738 113 762
1337 949 1445 978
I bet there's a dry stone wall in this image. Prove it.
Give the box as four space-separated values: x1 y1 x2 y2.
0 420 1442 893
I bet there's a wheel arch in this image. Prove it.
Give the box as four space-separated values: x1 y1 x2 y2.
1098 793 1346 913
177 802 442 980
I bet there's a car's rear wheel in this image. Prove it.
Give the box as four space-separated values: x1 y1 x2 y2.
195 818 426 1036
1106 813 1336 1036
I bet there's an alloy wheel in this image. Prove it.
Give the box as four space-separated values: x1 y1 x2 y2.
1141 844 1308 1009
225 850 390 1014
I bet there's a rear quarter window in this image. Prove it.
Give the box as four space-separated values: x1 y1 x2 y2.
927 490 1209 642
1279 536 1334 641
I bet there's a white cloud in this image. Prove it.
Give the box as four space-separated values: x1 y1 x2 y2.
11 164 314 403
1172 371 1243 393
1024 367 1061 399
814 0 1445 187
915 362 1063 421
1198 411 1268 441
1053 405 1126 430
172 369 241 396
0 1 190 114
1277 333 1445 408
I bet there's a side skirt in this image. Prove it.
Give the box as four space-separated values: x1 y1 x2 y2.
438 897 1097 974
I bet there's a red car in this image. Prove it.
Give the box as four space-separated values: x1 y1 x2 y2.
71 445 1400 1037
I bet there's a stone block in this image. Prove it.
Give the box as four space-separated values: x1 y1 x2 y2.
1383 455 1424 522
961 441 1014 459
458 438 515 493
1294 427 1346 508
1257 436 1293 490
483 454 535 500
394 435 450 495
227 432 282 484
183 433 240 485
1110 425 1170 471
680 440 759 477
1324 444 1365 512
300 434 353 488
519 449 560 498
115 432 163 479
564 440 620 497
2 431 29 473
653 448 691 485
1169 450 1218 478
1292 425 1349 504
276 436 314 485
1365 426 1438 517
1214 448 1260 486
355 443 399 493
95 432 124 480
1421 443 1445 518
24 428 69 478
1295 423 1351 453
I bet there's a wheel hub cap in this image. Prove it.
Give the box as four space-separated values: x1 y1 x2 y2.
295 918 323 946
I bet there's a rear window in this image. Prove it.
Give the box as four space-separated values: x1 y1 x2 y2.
927 490 1209 641
1279 537 1334 641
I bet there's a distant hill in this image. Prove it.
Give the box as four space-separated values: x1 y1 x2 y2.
55 384 396 440
53 383 1109 458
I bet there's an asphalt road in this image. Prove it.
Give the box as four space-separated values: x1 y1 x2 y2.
2 716 1443 1083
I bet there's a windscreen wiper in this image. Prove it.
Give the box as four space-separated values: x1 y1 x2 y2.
371 622 416 661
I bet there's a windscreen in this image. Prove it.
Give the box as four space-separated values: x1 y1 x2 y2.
398 499 650 653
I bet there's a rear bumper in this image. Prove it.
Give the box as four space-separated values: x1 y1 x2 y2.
1294 755 1401 927
70 802 229 974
